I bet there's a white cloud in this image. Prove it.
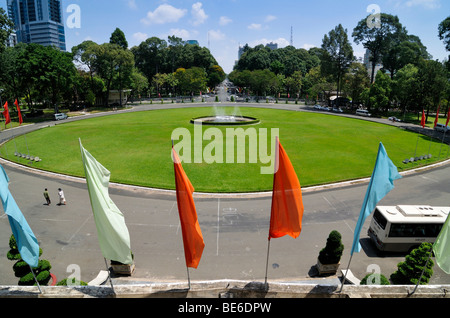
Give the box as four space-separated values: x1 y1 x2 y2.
265 15 277 22
141 4 187 25
133 32 148 43
393 0 441 9
219 16 232 26
127 0 137 10
248 23 262 30
248 38 290 48
208 29 226 41
168 28 191 40
302 43 317 50
191 2 208 26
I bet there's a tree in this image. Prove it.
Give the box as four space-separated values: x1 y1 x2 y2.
416 59 447 121
321 24 354 101
342 62 370 107
94 43 134 106
382 35 429 78
390 242 434 285
353 13 406 83
110 28 128 49
392 64 419 116
207 65 226 89
0 8 14 53
367 70 392 115
438 16 450 52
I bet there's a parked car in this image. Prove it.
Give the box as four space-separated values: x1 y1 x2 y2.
356 109 371 117
54 113 68 121
388 116 401 122
435 123 450 133
314 104 322 110
332 107 343 113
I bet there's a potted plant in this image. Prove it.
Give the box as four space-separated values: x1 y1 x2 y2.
317 230 344 275
110 252 135 276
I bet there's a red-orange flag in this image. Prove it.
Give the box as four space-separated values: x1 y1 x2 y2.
434 104 441 128
2 102 11 125
14 99 23 125
421 109 426 128
269 138 304 240
172 147 205 269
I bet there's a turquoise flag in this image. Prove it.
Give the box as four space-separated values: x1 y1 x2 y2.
80 140 133 264
433 214 450 274
0 165 39 268
351 142 401 255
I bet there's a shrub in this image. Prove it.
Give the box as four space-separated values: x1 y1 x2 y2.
360 273 390 285
57 278 88 286
7 234 53 286
318 230 344 264
390 242 434 285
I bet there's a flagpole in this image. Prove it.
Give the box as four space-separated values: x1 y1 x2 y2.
408 245 433 296
104 258 115 294
265 136 279 289
29 265 43 294
264 239 271 289
186 266 191 290
339 144 381 293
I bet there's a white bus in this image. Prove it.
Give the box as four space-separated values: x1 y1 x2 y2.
368 205 449 253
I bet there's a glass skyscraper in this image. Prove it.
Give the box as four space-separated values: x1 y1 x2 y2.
7 0 66 51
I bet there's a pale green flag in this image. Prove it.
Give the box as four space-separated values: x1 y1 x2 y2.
433 214 450 274
80 140 133 264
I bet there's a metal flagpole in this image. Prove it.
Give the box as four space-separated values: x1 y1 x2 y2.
186 266 191 289
29 266 43 294
339 254 354 293
104 258 115 294
408 245 433 296
264 239 271 289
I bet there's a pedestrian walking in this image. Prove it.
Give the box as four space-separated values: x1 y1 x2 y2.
43 188 51 205
58 188 66 205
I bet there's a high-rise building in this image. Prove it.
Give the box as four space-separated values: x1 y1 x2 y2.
7 0 66 51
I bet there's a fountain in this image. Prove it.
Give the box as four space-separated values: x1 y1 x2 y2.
191 81 260 125
190 115 260 126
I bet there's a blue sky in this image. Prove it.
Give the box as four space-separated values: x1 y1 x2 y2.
1 0 449 73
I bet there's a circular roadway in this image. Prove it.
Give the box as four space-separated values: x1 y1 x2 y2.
0 102 449 286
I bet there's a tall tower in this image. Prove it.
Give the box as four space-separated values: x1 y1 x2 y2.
290 26 293 47
7 0 66 51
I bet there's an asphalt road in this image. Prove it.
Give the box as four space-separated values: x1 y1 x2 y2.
0 103 449 286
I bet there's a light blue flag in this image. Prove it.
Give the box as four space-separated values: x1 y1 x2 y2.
0 165 39 268
350 142 402 255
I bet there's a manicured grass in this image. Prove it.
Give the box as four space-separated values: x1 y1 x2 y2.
1 107 448 192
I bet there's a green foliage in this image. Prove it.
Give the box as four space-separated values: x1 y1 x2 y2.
360 273 390 285
56 278 88 286
318 230 344 264
7 234 52 286
390 242 434 285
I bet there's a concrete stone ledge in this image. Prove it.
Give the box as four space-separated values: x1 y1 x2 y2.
1 281 449 298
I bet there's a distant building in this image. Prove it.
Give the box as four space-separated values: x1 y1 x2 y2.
6 33 18 48
7 0 66 51
363 49 383 78
265 42 278 50
185 40 199 46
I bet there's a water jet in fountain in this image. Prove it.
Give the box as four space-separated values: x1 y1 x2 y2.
190 115 260 126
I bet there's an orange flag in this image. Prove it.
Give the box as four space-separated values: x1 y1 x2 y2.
269 138 304 240
434 104 441 128
14 99 23 125
172 146 205 269
2 102 11 126
421 109 426 128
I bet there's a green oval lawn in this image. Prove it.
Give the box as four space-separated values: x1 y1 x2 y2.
1 107 447 193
